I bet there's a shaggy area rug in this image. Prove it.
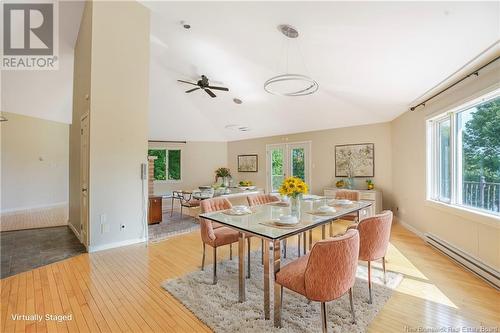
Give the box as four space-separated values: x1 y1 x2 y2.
162 248 403 332
148 212 199 242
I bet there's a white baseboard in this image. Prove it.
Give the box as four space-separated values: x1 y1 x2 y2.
396 218 425 239
397 218 499 289
425 233 500 289
1 201 68 214
88 237 147 253
68 222 81 242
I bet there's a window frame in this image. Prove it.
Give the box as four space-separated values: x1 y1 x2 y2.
149 147 183 183
426 87 500 220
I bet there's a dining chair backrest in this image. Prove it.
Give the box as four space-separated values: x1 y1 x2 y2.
200 197 232 213
357 210 393 261
335 190 360 201
247 194 280 206
304 229 359 302
199 197 233 244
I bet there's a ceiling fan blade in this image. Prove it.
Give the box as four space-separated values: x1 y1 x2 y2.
177 79 198 86
185 87 200 93
205 89 216 98
207 86 229 91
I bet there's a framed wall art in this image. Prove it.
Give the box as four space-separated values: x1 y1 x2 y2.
238 154 258 172
335 143 374 177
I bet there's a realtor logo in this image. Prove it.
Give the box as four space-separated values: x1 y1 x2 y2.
1 2 58 70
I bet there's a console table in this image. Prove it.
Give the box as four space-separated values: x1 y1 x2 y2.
323 188 383 218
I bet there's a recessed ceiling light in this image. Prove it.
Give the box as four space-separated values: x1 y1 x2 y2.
225 124 251 132
233 98 243 104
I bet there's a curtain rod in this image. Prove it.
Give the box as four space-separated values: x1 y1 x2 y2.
410 55 500 112
148 140 187 144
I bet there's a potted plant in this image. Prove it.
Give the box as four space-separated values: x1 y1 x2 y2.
366 179 374 190
215 167 231 187
279 177 308 215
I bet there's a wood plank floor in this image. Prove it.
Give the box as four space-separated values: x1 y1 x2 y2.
1 221 499 332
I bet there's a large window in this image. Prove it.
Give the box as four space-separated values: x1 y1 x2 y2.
148 148 181 181
427 89 500 216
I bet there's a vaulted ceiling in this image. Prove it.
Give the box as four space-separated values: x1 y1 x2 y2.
144 1 499 141
2 1 498 142
1 1 84 124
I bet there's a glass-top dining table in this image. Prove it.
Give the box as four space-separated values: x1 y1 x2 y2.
199 199 372 328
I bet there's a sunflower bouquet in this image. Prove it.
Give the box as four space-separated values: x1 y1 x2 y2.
278 177 308 198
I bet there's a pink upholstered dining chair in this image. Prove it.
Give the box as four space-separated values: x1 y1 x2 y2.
200 197 252 284
247 193 280 206
336 190 360 222
347 210 393 303
276 229 360 332
246 194 299 260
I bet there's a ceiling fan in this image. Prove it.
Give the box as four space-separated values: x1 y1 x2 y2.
177 75 229 98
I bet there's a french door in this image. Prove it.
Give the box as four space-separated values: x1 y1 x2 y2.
266 142 311 193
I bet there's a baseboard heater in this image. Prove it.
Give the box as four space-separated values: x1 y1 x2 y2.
424 233 500 290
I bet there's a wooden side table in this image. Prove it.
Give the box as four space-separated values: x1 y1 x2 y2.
148 196 163 224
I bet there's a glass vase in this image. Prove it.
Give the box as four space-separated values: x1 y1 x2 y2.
290 196 301 216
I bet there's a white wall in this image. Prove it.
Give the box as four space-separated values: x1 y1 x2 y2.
68 1 93 235
1 112 69 212
391 64 500 270
227 122 393 209
150 141 228 193
87 1 150 251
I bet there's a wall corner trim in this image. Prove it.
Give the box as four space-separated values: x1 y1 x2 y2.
88 237 147 253
68 222 81 242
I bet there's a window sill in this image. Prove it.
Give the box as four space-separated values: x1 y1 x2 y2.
153 180 182 184
425 199 500 228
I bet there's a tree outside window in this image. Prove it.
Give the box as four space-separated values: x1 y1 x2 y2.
148 149 181 181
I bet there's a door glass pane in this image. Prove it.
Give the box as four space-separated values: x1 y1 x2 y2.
167 149 181 180
291 148 305 181
458 96 500 214
271 148 284 192
438 120 451 202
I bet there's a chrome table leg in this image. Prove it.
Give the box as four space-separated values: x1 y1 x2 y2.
238 233 246 302
297 233 301 257
263 239 270 320
247 237 251 279
273 239 282 328
261 239 264 265
303 232 307 254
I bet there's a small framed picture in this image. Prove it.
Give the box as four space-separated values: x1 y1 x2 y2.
238 154 258 172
